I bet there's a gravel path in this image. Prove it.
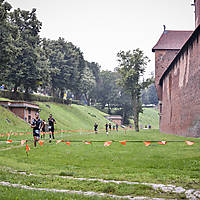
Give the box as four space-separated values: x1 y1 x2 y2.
0 181 172 200
1 168 200 199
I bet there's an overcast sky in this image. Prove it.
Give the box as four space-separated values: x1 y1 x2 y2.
7 0 195 77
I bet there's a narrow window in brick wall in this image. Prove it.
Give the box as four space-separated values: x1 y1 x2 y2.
159 101 162 113
159 101 162 122
159 101 162 121
169 74 172 101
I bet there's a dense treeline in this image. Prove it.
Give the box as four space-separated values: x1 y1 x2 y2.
0 1 99 99
0 1 158 125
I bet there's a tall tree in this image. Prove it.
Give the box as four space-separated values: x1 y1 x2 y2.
116 49 151 131
0 0 19 85
5 8 43 93
142 83 158 105
80 65 96 106
42 38 85 98
84 61 101 104
96 70 119 113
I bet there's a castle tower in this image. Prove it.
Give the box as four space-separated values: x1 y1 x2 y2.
152 30 192 100
195 0 200 27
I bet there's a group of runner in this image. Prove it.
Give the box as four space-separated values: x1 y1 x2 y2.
31 112 120 147
31 113 56 147
94 122 119 136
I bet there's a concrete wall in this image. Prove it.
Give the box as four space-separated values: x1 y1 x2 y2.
160 33 200 137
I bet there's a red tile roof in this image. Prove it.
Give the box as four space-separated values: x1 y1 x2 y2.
152 30 193 52
159 24 200 84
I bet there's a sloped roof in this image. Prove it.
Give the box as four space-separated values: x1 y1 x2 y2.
152 30 193 52
105 115 122 120
0 101 39 109
159 24 200 84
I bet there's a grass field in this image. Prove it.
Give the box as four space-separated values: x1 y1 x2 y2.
0 100 199 199
0 129 200 199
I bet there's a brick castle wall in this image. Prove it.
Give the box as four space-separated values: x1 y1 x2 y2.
154 50 179 100
160 33 200 137
195 0 200 27
9 107 25 120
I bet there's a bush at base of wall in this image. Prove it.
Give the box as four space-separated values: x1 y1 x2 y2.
0 90 77 105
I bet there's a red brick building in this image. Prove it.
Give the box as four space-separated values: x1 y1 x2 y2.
0 101 40 124
152 0 200 137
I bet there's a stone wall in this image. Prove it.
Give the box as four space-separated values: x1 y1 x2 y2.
160 32 200 137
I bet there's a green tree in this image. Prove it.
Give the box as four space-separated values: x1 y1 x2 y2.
5 8 43 93
96 70 119 113
85 61 101 104
80 65 96 106
116 49 151 132
0 0 19 85
142 83 158 105
42 38 85 98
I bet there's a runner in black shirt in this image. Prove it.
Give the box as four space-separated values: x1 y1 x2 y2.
41 120 47 138
94 122 98 134
109 123 112 132
31 112 42 147
105 123 109 136
48 114 56 143
116 123 119 132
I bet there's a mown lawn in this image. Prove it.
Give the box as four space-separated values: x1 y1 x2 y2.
0 129 199 199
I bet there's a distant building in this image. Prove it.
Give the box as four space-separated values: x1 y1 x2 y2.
106 115 122 125
152 0 200 137
142 104 156 108
0 101 40 124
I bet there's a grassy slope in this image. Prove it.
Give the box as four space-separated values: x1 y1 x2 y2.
0 106 31 135
0 98 159 135
0 99 110 137
139 108 159 129
37 102 108 131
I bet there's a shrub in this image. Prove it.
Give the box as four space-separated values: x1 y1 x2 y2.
0 90 72 105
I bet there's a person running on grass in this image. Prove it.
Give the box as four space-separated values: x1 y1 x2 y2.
94 122 98 134
116 123 119 132
31 112 42 147
113 124 115 131
48 114 56 143
41 120 47 139
105 122 109 136
109 122 112 132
